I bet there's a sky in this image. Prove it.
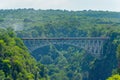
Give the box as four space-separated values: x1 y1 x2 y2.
0 0 120 12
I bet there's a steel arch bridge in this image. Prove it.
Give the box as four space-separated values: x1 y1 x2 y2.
21 37 109 57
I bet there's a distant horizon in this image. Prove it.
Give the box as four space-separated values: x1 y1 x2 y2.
0 8 120 13
0 0 120 12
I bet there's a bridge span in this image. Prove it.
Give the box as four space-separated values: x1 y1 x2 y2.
22 37 109 40
21 37 109 58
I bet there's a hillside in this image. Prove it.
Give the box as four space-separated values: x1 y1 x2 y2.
0 9 120 80
0 28 49 80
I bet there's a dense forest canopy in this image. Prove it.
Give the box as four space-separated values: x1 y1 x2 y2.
0 9 120 80
0 28 49 80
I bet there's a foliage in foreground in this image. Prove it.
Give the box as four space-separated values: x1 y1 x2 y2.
107 74 120 80
0 28 49 80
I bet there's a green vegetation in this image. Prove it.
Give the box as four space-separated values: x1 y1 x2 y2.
0 28 49 80
107 44 120 79
107 74 120 80
0 9 120 80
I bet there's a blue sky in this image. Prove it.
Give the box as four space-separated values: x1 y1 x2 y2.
0 0 120 12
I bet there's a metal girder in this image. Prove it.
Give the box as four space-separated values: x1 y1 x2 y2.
22 37 109 57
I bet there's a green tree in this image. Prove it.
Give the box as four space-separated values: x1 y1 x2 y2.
107 74 120 80
0 70 5 80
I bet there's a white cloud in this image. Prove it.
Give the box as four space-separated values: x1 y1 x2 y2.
0 0 120 11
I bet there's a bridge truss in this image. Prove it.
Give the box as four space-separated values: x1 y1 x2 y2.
22 37 109 57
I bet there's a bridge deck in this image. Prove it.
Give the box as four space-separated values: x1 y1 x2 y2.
21 37 110 40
